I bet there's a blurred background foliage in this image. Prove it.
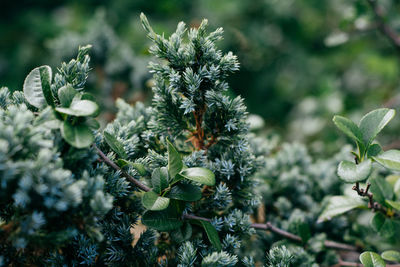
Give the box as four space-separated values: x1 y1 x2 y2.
1 0 400 152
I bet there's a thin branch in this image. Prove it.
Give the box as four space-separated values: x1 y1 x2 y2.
366 0 400 51
353 182 387 213
93 144 151 192
95 145 358 252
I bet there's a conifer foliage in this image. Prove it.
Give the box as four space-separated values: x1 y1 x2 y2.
0 13 262 266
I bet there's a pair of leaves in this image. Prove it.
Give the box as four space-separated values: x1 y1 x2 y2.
23 65 99 149
360 251 400 266
333 108 395 151
334 108 396 183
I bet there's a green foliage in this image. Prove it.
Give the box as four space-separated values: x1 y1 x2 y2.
360 251 386 267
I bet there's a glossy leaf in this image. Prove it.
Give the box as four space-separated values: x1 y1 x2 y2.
373 150 400 171
180 167 215 186
200 220 222 251
56 100 98 117
317 196 365 222
332 115 363 144
151 167 169 194
141 205 183 231
369 176 394 205
167 139 183 178
142 191 170 211
360 252 385 267
104 131 127 158
359 108 395 146
167 183 202 201
58 85 77 107
23 65 54 108
381 250 400 262
337 160 372 183
60 121 94 148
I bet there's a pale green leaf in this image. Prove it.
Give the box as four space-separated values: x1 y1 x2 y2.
23 65 54 108
337 159 372 183
373 150 400 171
360 251 386 267
381 250 400 262
180 167 215 186
58 85 77 107
56 100 98 117
142 191 170 211
317 196 365 222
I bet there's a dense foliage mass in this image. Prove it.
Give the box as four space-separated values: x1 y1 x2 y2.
1 10 400 267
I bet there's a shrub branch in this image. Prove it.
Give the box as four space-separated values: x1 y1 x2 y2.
94 145 358 252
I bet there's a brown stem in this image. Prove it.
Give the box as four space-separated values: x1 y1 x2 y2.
352 182 387 213
184 215 357 251
95 145 358 252
366 0 400 52
93 144 151 192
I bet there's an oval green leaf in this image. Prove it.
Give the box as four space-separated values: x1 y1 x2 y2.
332 115 363 144
180 167 215 186
381 250 400 262
167 139 183 178
200 221 222 251
317 196 365 222
359 108 395 146
60 121 94 148
337 159 372 183
142 191 170 211
151 167 169 194
373 150 400 171
56 100 98 117
23 65 54 108
167 183 202 201
360 251 386 267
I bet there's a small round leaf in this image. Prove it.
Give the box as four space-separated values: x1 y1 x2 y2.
337 159 372 183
